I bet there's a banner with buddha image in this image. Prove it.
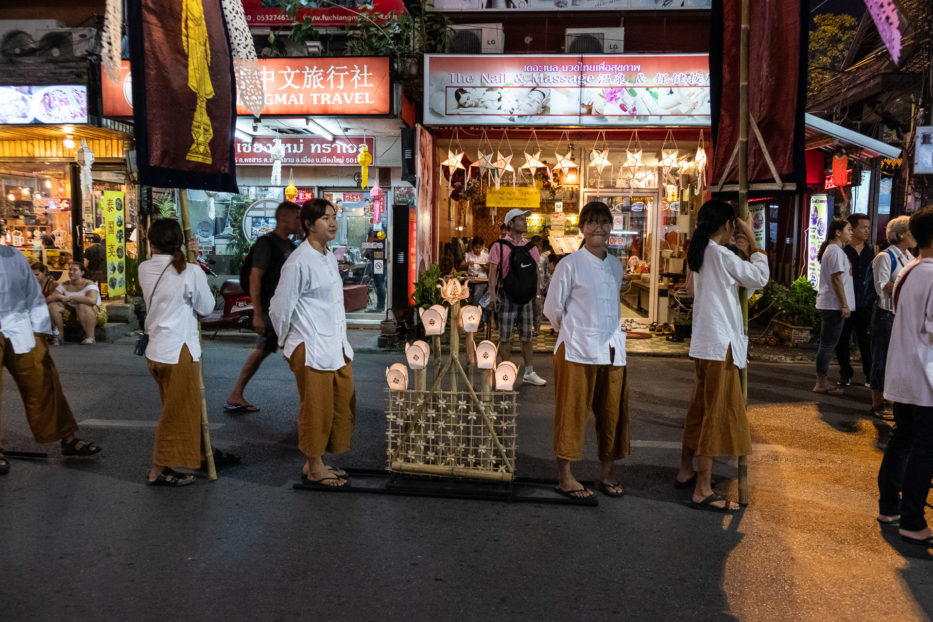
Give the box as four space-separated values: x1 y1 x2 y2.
127 0 238 192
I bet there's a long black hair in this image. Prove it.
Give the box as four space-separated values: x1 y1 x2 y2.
817 218 849 262
687 199 735 273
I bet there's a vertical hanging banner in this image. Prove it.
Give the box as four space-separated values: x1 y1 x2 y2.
709 0 807 193
127 0 238 192
103 190 127 296
806 194 828 290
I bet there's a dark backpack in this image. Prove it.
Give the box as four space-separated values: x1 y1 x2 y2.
496 239 538 305
863 249 897 308
239 234 284 292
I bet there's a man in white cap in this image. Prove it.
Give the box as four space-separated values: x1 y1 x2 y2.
488 208 547 386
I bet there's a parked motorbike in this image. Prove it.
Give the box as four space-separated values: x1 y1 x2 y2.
200 280 253 337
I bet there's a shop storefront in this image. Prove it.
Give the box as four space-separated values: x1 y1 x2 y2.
421 53 711 323
0 81 132 278
101 57 410 320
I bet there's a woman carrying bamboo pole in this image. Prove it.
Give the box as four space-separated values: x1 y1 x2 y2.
675 200 769 512
270 199 356 490
139 218 218 486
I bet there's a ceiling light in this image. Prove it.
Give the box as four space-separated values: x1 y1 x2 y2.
7 192 15 201
63 135 75 149
305 118 334 141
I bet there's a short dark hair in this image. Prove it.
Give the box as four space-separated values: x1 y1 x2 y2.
275 200 300 219
87 233 102 243
300 198 335 237
31 261 49 274
909 205 933 249
847 213 870 228
579 201 612 227
70 261 87 275
470 235 484 247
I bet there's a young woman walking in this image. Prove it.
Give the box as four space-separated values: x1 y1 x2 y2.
675 200 769 512
813 218 855 395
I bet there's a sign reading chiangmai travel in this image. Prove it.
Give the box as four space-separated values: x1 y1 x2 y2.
424 54 710 127
102 58 391 118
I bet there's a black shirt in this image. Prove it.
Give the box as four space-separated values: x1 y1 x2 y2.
843 243 875 309
251 233 297 312
84 243 106 280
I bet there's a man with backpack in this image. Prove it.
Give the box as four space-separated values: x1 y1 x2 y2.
837 213 875 387
224 201 301 412
488 208 547 386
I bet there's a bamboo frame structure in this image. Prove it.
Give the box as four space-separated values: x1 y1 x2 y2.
386 299 518 481
179 190 217 481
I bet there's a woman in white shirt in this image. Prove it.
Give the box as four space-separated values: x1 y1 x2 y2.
868 216 915 418
813 218 854 395
544 202 629 500
675 200 769 513
47 263 102 344
270 199 355 490
139 218 216 486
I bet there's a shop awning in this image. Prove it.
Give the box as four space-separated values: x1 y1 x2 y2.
804 113 901 160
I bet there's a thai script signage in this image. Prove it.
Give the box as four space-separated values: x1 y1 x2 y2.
424 54 709 127
102 58 391 117
235 137 375 166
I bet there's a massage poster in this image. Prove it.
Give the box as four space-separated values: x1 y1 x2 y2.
102 190 126 296
424 54 710 127
806 194 828 290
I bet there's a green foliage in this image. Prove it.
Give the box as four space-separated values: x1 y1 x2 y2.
225 195 254 276
412 262 442 309
808 13 858 100
124 255 141 297
752 277 820 329
153 196 177 219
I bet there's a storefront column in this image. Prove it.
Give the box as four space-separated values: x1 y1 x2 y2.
70 162 83 261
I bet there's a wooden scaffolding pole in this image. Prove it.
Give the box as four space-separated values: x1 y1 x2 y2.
736 0 750 505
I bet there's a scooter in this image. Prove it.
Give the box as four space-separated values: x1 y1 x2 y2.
200 280 253 337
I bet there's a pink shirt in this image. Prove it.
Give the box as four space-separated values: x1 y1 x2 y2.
488 235 541 279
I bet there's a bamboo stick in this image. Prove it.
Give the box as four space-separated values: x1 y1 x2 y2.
179 190 217 481
737 0 751 506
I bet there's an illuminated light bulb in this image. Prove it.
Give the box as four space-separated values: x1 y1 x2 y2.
45 180 52 188
63 136 75 149
7 192 15 201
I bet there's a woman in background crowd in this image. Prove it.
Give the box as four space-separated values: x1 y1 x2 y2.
813 219 855 395
49 262 104 345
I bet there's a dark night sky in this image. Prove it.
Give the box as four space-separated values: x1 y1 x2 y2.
810 0 867 21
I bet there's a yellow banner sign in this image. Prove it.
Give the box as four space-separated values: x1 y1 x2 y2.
103 190 126 296
485 185 541 208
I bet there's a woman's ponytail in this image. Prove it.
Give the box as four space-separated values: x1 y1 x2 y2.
687 199 735 273
817 218 848 262
171 250 187 274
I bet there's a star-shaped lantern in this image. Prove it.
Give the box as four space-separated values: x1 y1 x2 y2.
441 150 465 177
553 150 577 174
519 151 547 174
660 149 679 169
588 149 611 174
624 149 643 168
491 151 514 189
471 151 494 178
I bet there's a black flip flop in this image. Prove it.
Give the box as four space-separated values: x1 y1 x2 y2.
0 454 9 475
61 438 102 456
595 481 625 497
298 475 351 491
147 468 195 487
900 534 933 546
223 402 260 413
554 486 596 502
674 472 697 489
688 493 740 513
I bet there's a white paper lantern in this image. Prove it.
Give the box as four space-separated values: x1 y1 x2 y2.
475 340 499 369
495 361 519 391
385 363 409 391
405 340 430 369
459 305 481 333
419 307 447 336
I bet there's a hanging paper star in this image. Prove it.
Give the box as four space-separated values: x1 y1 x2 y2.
624 149 643 168
441 150 465 177
470 151 494 179
491 151 514 189
553 150 577 174
589 149 611 174
520 151 547 176
660 149 679 169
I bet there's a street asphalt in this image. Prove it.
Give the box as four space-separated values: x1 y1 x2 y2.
1 334 931 621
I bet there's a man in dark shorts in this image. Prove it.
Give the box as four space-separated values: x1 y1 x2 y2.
224 201 301 412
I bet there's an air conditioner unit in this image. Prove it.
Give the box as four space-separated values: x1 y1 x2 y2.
34 28 96 58
565 27 624 54
450 24 503 54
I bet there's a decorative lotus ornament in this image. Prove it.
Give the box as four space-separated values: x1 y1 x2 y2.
439 278 470 305
459 305 481 333
386 363 409 390
419 306 447 336
495 361 519 391
358 144 373 188
475 340 499 369
405 340 430 370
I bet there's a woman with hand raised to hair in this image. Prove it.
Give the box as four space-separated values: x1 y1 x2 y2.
270 199 356 490
675 200 769 513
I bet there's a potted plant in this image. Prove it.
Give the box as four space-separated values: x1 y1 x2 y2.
765 277 820 345
672 311 692 340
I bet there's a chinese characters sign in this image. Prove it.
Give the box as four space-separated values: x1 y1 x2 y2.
102 58 391 117
102 190 126 296
424 54 710 127
236 137 375 166
242 0 405 26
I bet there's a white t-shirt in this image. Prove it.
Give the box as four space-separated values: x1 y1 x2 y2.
816 244 855 310
56 282 101 306
464 249 489 278
884 258 933 407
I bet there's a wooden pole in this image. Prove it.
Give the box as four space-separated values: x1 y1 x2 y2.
178 190 217 481
737 0 751 505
